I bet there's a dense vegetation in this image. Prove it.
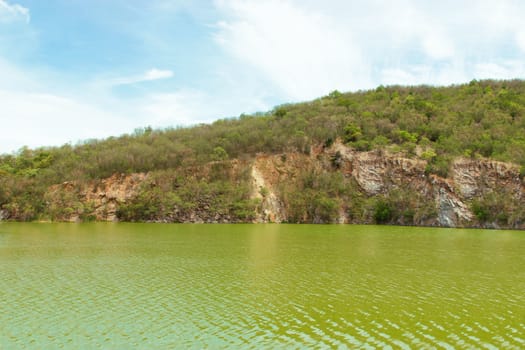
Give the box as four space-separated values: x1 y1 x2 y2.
1 80 525 224
116 163 258 223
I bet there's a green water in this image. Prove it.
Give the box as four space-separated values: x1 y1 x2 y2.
0 223 524 348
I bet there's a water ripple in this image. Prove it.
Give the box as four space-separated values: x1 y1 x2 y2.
1 223 524 348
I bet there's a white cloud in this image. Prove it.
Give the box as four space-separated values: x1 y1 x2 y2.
0 58 38 91
0 90 137 152
420 30 455 60
103 68 174 86
474 61 525 80
516 31 525 53
0 0 29 23
141 90 213 126
139 85 271 128
214 0 370 100
381 62 469 87
0 61 147 152
381 68 417 86
144 68 173 81
214 0 525 99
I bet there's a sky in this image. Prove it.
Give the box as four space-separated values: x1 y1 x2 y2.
1 0 525 153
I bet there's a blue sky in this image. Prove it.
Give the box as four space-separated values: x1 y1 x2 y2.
1 0 525 152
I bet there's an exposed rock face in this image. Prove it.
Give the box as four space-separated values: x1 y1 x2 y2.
20 141 524 228
251 163 285 223
431 176 473 226
330 143 471 226
451 158 522 199
333 143 427 195
83 173 147 221
47 173 147 222
246 142 523 228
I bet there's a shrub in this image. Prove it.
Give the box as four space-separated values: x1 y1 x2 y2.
471 201 489 222
350 140 371 151
331 151 343 169
274 107 287 118
344 123 362 143
323 137 334 148
421 149 437 161
259 187 269 197
425 156 450 177
212 146 229 161
373 199 393 224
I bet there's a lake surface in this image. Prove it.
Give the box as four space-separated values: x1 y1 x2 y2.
1 223 524 348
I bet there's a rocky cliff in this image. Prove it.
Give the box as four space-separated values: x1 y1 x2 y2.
8 142 524 229
44 173 147 222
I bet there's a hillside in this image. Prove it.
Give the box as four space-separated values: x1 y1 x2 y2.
1 80 525 228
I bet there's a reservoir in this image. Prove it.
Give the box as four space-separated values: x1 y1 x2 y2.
1 223 524 348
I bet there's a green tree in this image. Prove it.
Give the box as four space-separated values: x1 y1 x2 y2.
344 123 362 143
212 146 229 161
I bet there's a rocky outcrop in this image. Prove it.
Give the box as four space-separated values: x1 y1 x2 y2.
46 173 147 222
327 143 473 226
333 143 427 195
430 175 473 226
245 142 524 228
251 163 285 223
82 173 147 221
451 158 522 199
11 141 523 228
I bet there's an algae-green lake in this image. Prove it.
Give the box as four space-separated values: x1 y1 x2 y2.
1 223 524 348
